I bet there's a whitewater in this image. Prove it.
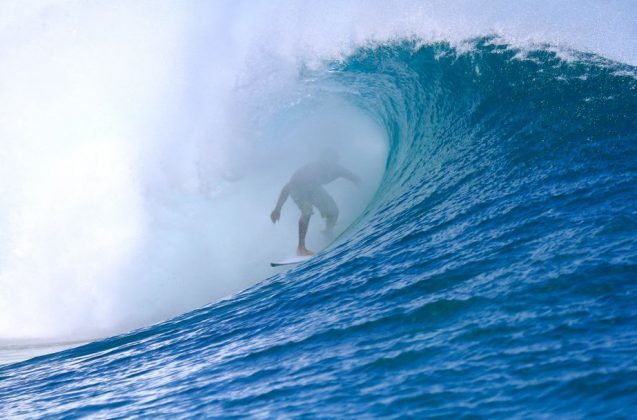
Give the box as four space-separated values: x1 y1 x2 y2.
1 1 636 417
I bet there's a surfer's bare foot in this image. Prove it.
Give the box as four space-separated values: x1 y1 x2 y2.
297 246 314 256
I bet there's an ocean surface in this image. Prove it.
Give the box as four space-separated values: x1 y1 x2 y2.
2 36 636 417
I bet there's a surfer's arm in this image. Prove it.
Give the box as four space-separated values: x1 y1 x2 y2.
271 182 291 223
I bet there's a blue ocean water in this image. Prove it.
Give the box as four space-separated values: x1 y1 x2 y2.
1 38 637 417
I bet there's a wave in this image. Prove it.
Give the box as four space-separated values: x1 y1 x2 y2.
2 0 637 341
1 36 636 416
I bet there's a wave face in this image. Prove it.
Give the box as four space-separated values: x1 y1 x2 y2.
2 38 637 417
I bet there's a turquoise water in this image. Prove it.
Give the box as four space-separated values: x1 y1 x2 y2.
1 38 636 417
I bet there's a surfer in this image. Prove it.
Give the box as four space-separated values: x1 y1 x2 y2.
270 149 360 256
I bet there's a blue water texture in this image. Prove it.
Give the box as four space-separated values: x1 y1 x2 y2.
2 38 637 417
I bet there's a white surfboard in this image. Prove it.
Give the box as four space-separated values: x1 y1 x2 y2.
270 255 313 267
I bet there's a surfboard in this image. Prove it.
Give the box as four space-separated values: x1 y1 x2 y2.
270 255 313 267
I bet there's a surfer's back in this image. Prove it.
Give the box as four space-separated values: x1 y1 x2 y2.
289 161 351 189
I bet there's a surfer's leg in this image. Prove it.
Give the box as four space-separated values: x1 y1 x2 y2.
324 214 337 237
298 213 314 256
292 192 315 256
314 188 338 237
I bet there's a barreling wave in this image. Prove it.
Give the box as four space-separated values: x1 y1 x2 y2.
2 37 636 417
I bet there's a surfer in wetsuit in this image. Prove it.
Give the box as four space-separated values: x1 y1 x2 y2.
270 149 360 256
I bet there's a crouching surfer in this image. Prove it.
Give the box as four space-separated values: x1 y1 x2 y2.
270 149 360 256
